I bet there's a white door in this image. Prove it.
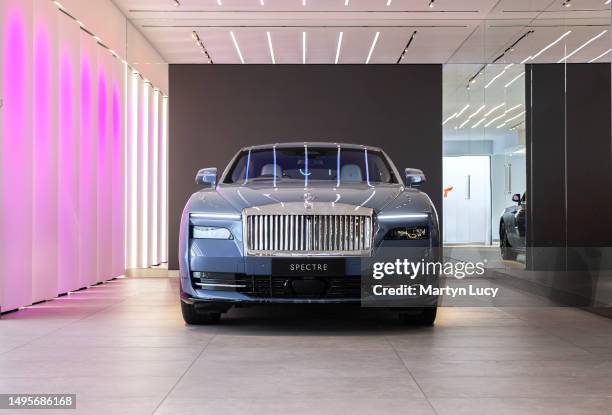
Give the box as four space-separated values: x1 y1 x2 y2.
443 156 491 244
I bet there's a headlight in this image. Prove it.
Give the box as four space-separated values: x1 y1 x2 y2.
385 226 428 240
192 226 233 239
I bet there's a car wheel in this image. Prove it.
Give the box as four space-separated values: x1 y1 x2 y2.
398 307 437 325
500 224 518 261
181 301 221 325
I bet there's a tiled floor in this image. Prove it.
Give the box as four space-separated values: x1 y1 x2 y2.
1 277 612 415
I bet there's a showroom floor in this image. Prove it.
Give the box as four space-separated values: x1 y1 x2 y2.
1 277 612 415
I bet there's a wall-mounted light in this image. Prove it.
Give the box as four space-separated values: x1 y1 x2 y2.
558 30 608 63
366 32 380 64
230 31 245 64
266 31 275 64
335 32 344 64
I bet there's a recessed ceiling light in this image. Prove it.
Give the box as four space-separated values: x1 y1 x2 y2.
260 0 265 4
266 31 275 64
302 0 306 6
173 0 180 6
335 32 343 64
302 32 307 64
387 0 392 5
589 48 612 62
562 0 571 7
558 30 608 63
606 0 611 5
366 31 380 64
217 0 222 5
531 31 571 60
345 0 350 5
428 0 435 8
230 31 244 64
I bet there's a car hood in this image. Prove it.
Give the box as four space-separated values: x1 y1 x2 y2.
212 182 404 213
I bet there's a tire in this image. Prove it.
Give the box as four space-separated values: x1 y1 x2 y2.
500 224 518 261
181 301 221 325
399 307 437 325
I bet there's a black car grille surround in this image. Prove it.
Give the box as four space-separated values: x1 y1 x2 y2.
192 272 361 300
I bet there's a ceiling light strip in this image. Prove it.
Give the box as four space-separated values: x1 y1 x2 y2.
471 117 486 128
335 31 344 64
558 30 608 63
266 31 275 64
302 31 307 64
505 110 526 124
442 112 457 125
484 69 507 89
366 31 380 64
456 104 470 117
505 71 524 88
484 103 504 117
484 113 507 127
531 30 571 60
505 103 522 113
230 31 245 64
467 105 485 119
589 48 612 62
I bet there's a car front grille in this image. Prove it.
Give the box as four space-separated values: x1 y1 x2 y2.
245 214 373 256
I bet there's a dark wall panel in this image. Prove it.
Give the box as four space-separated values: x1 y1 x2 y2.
526 63 612 273
168 65 442 269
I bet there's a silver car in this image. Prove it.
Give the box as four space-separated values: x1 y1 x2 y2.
179 142 440 324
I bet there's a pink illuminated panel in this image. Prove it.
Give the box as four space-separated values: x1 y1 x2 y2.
79 31 98 287
32 0 59 302
58 11 81 294
1 1 33 311
111 58 126 277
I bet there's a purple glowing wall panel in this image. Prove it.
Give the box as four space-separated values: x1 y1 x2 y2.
57 11 81 294
78 31 98 287
32 0 59 302
97 49 112 282
1 1 33 311
111 59 125 277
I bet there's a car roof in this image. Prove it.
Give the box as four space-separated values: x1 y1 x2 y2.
239 142 384 152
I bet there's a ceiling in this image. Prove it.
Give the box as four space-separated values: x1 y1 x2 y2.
114 0 612 65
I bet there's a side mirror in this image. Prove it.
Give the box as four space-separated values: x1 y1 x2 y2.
512 193 521 204
195 167 217 188
404 168 426 187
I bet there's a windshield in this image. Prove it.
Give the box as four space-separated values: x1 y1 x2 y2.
224 146 398 185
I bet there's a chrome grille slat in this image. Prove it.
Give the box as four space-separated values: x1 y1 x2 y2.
246 212 372 256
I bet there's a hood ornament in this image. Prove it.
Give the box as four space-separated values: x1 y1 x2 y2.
304 192 315 210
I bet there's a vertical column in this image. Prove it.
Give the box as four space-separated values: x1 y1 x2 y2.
158 93 167 264
126 72 140 269
139 81 150 268
96 46 112 282
111 57 126 278
57 9 80 294
79 30 98 286
159 96 169 264
32 0 59 302
150 89 160 266
0 0 33 311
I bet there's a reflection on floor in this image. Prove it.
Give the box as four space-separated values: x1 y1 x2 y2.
1 277 612 414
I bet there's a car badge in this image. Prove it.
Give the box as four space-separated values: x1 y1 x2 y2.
304 192 315 210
